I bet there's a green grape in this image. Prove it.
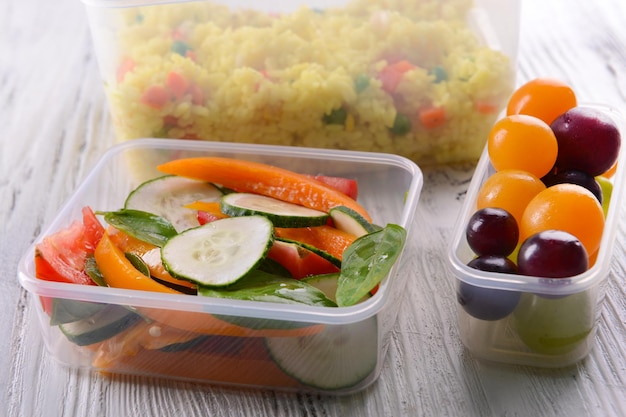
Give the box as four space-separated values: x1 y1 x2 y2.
513 291 593 355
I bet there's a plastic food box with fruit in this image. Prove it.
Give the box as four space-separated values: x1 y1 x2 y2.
447 78 625 367
17 140 423 394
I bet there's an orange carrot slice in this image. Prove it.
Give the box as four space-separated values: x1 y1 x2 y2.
99 338 300 387
157 157 372 222
184 201 228 219
94 232 181 294
275 225 357 261
106 227 196 290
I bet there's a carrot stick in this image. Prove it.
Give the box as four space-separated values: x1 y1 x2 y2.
157 157 372 222
275 225 357 261
94 232 181 294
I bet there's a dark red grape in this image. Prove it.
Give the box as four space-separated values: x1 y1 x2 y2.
457 255 520 321
541 169 602 203
551 107 621 177
465 207 519 256
517 230 588 278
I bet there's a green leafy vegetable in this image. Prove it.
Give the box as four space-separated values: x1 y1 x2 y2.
390 113 411 135
198 270 337 307
84 255 107 287
98 209 177 247
323 107 347 125
125 252 151 277
336 224 406 307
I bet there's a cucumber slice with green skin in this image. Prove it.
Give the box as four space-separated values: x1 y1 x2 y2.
161 216 274 287
221 193 329 228
125 175 223 232
59 304 142 346
158 336 208 352
329 206 377 237
275 238 342 268
50 299 107 326
265 316 378 391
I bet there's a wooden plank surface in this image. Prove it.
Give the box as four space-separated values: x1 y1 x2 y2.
1 0 626 415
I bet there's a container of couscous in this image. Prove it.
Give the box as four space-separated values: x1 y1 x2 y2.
81 0 520 166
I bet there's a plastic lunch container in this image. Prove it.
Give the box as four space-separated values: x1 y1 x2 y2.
447 105 626 368
18 139 423 394
80 0 520 166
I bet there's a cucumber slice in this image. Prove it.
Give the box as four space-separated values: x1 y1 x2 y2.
265 316 378 391
221 193 329 228
329 206 377 237
302 273 371 305
275 238 342 268
59 304 142 346
50 298 106 326
125 175 223 232
161 216 274 287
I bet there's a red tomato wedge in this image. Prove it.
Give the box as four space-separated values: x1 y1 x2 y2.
35 207 104 286
379 60 416 93
157 157 372 222
267 241 340 279
305 174 358 200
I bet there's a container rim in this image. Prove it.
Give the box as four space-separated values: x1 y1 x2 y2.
447 103 626 296
18 138 423 325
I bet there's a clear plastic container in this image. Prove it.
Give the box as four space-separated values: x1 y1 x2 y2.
18 139 423 394
80 0 520 166
447 105 625 367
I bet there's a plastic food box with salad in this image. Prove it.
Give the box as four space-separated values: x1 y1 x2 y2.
447 78 625 368
80 0 520 166
17 139 423 394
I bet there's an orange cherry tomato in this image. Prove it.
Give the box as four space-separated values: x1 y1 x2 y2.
520 183 605 257
477 169 546 226
507 77 577 125
488 114 558 179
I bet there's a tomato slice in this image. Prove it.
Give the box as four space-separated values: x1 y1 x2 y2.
35 207 104 286
306 175 358 200
267 241 339 279
82 206 105 252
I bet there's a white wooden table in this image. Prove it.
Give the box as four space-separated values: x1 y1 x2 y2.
2 0 626 415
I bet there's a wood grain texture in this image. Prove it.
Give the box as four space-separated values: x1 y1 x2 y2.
2 0 626 416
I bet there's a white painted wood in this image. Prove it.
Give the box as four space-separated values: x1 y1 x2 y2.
2 0 625 415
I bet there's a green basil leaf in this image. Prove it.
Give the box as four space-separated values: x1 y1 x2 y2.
198 270 337 307
125 252 151 277
85 255 107 287
98 209 177 247
336 224 406 307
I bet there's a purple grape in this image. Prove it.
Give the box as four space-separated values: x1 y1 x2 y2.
465 207 519 257
542 169 602 204
551 107 621 177
518 230 588 278
457 255 520 321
